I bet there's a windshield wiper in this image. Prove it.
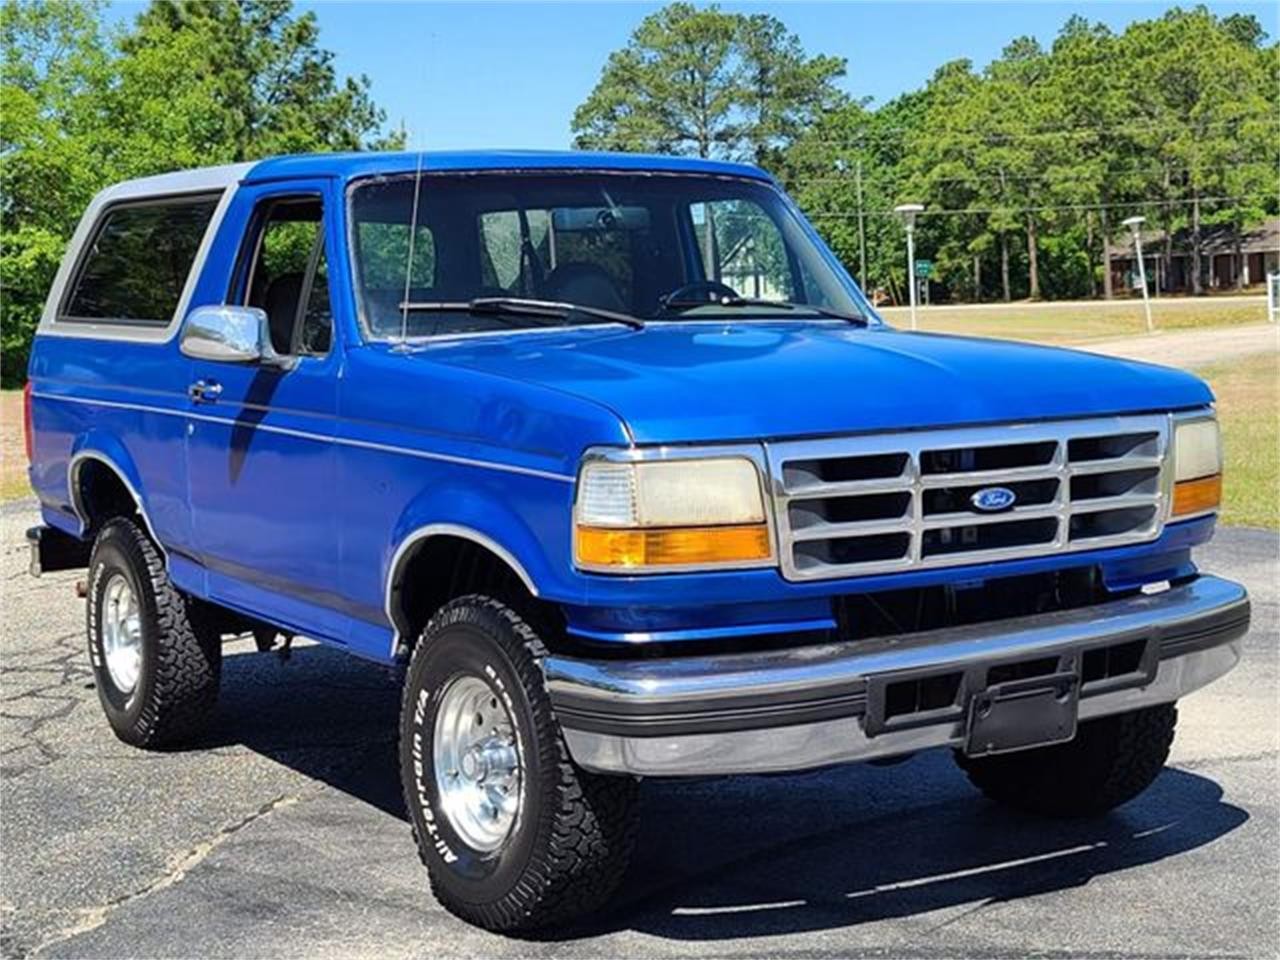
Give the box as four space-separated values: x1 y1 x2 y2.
400 297 646 331
660 296 867 327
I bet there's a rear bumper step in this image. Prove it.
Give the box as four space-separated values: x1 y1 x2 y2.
543 575 1249 776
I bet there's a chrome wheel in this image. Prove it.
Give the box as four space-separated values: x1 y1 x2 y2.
432 674 523 852
102 573 143 694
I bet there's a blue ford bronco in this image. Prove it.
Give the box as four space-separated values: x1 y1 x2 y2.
25 151 1250 932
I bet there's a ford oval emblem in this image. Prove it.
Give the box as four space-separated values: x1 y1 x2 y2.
971 486 1017 512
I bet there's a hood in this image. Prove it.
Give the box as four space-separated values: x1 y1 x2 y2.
414 321 1213 444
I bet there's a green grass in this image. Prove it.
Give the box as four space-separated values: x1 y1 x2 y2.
0 475 29 501
1192 351 1279 530
0 389 28 502
880 296 1269 344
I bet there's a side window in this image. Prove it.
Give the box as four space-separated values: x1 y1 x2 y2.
239 198 331 357
63 196 219 325
299 245 332 355
691 199 795 301
479 211 523 290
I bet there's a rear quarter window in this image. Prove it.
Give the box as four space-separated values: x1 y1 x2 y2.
61 195 220 326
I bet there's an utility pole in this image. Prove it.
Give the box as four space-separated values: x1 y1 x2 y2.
997 166 1011 301
1123 215 1153 333
855 157 867 290
1100 205 1113 300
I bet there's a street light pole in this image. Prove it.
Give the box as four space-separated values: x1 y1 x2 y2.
906 222 917 329
894 203 924 331
1123 215 1153 333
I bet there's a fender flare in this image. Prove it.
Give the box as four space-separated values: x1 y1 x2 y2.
66 441 163 553
383 486 555 658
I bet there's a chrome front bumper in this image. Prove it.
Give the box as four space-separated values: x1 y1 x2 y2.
543 575 1250 777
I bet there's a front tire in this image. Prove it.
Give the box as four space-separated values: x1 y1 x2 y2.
400 595 638 933
86 517 221 747
956 703 1177 818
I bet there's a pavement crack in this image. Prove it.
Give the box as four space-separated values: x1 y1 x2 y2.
923 895 998 933
0 631 94 779
29 793 302 958
1175 749 1279 770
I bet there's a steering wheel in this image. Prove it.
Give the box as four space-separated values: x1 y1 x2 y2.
660 280 740 305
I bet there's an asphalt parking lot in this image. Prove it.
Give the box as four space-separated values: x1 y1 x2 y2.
2 499 1277 959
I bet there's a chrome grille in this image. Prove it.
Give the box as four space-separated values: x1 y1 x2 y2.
766 415 1171 582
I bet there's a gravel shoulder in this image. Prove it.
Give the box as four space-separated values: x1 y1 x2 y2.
1075 322 1279 368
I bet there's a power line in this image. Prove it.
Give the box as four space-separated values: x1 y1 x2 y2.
789 161 1275 189
806 194 1275 218
789 116 1280 146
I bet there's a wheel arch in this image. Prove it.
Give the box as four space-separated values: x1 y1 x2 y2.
67 445 162 550
385 523 547 660
382 477 570 660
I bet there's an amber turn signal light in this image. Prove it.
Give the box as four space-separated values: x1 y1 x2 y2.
576 523 772 569
1172 474 1221 517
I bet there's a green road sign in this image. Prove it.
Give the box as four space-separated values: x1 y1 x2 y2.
915 259 934 278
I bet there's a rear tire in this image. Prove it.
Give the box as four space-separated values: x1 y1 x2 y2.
400 595 638 933
86 517 221 747
956 703 1177 818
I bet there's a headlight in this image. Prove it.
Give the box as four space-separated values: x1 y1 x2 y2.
1171 417 1222 518
575 455 773 571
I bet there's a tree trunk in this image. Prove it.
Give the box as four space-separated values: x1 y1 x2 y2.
1086 215 1097 298
1026 216 1040 300
696 63 712 159
1191 193 1204 296
1160 165 1173 294
703 203 719 279
973 254 981 302
1163 231 1173 294
1234 222 1245 290
1100 206 1113 300
1000 234 1011 302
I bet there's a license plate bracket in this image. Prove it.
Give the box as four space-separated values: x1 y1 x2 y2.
964 671 1080 758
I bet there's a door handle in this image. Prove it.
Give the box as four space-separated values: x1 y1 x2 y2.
188 379 223 403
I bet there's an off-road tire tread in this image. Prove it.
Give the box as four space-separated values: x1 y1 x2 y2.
956 703 1177 818
402 595 639 932
90 518 221 747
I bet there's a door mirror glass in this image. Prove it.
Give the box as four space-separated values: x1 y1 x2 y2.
180 305 295 368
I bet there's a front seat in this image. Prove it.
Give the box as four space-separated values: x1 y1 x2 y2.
543 262 627 313
263 272 305 355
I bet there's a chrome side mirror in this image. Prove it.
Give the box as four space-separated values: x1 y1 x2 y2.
179 305 295 369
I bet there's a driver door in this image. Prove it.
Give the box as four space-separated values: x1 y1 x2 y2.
184 182 343 641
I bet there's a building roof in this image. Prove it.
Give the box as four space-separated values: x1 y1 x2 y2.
242 150 774 184
1114 217 1279 257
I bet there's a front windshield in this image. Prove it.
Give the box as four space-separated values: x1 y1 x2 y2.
348 171 867 338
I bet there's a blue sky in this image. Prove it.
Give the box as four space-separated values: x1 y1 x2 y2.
105 1 1278 150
